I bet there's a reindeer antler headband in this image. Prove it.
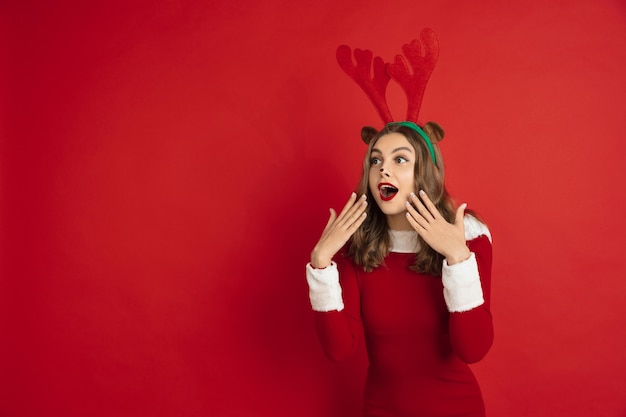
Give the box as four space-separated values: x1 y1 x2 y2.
336 28 440 165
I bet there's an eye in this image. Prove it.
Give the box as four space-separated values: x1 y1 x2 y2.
370 157 382 165
395 156 408 164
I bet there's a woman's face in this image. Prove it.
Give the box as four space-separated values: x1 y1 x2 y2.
368 132 417 229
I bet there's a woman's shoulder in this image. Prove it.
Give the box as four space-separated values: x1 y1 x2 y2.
464 214 492 243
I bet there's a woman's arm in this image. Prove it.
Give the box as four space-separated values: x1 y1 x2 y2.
306 193 368 361
446 233 494 363
309 255 363 362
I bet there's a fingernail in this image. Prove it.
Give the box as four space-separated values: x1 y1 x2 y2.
419 190 426 196
410 192 416 198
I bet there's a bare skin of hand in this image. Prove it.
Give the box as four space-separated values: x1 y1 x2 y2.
405 190 470 265
311 193 368 268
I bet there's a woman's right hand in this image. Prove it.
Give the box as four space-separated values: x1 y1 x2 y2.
310 193 368 268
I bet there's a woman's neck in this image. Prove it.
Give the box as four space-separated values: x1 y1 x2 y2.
386 213 413 231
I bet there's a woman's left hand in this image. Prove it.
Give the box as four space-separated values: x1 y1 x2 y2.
405 190 470 265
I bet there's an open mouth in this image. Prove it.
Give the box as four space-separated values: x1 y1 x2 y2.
378 183 399 201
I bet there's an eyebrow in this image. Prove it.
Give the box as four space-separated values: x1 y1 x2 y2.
371 146 414 155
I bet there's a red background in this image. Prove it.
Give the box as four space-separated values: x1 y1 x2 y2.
2 1 625 416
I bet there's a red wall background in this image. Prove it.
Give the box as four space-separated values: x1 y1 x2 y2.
2 1 625 416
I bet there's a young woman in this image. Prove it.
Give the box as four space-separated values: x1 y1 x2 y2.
306 122 493 417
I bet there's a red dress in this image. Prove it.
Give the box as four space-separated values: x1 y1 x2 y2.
310 227 493 417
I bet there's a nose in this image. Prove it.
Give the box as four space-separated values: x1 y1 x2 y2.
380 168 391 178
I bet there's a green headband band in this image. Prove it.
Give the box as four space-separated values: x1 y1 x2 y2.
387 121 437 166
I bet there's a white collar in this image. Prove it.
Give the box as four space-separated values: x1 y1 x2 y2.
389 229 419 253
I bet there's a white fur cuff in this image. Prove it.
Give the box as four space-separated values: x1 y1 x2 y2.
442 253 484 312
305 262 344 312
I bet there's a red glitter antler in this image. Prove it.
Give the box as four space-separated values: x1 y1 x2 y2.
336 45 393 124
387 28 439 123
336 28 439 125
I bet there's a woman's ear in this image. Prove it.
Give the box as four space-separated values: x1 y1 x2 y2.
361 126 378 144
423 121 445 143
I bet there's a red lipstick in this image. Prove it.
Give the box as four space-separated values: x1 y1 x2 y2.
378 182 399 201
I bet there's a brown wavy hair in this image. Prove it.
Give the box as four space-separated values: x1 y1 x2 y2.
347 122 457 276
